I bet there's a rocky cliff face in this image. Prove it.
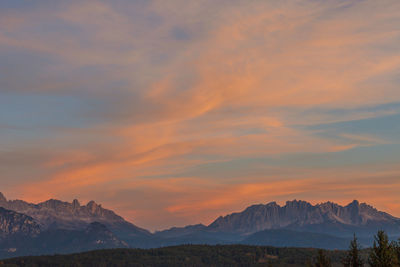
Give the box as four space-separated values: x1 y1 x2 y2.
0 207 41 238
0 193 150 238
208 200 400 235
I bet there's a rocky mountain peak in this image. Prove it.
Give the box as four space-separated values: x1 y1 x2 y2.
72 199 80 209
345 200 361 211
349 199 360 206
317 201 340 211
285 200 312 209
39 199 69 210
87 201 101 214
359 202 376 212
264 201 279 208
346 200 360 210
0 192 7 203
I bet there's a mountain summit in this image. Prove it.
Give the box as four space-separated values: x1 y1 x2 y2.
0 193 7 203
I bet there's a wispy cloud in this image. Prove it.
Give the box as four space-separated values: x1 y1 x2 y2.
1 0 400 230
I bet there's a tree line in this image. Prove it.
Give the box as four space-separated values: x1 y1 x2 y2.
312 230 400 267
1 230 400 266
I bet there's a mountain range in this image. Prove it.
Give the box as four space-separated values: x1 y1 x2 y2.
0 192 150 238
208 200 400 236
0 192 399 259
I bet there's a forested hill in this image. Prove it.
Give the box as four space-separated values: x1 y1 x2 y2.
0 245 364 267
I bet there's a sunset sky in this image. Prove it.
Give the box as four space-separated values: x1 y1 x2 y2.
1 0 400 231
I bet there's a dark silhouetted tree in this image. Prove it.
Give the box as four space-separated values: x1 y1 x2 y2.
368 230 398 267
305 259 313 267
392 239 400 264
342 234 364 267
315 249 332 267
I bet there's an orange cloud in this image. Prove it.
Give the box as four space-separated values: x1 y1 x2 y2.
2 0 400 230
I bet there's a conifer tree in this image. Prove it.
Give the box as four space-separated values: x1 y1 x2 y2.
392 239 400 265
315 249 332 267
368 230 398 267
343 234 364 267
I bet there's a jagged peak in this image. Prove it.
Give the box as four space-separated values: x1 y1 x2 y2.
285 199 312 208
318 201 340 208
245 204 267 210
0 192 7 202
87 200 99 207
72 199 80 205
319 200 336 205
244 201 280 212
86 200 103 213
345 200 378 211
72 199 80 208
347 200 360 206
38 198 69 207
266 201 279 207
359 202 374 209
40 198 65 204
286 199 306 204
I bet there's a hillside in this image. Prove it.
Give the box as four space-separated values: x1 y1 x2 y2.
0 208 40 238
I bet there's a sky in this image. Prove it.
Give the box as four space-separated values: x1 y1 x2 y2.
1 0 400 231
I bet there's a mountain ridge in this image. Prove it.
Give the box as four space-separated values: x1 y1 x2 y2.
207 199 400 236
0 192 150 240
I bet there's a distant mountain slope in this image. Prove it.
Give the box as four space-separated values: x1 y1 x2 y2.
0 192 150 242
0 222 128 259
0 207 40 238
242 229 350 250
207 200 400 236
152 224 241 247
154 224 207 239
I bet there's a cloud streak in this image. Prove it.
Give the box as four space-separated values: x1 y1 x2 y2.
0 0 400 230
